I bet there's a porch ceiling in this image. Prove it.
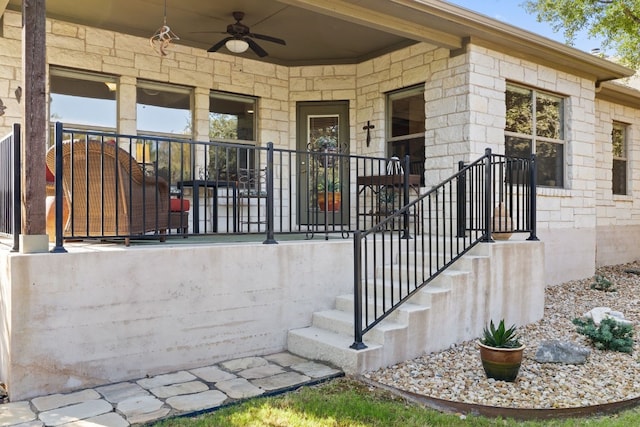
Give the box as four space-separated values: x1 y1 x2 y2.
4 0 634 80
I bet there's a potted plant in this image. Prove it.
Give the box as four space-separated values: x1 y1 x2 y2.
478 319 525 382
317 169 341 211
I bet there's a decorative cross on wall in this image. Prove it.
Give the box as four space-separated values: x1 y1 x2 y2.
363 121 375 147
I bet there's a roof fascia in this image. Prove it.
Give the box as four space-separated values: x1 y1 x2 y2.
597 81 640 109
389 0 634 82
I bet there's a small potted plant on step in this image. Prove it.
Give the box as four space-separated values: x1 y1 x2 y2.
478 319 525 382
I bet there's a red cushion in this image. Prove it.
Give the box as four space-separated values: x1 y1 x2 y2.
46 165 54 182
170 198 190 212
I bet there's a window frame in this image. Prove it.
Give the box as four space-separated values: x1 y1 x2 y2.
209 90 258 145
135 80 194 183
136 80 193 138
208 91 259 182
612 121 628 196
505 83 566 188
385 84 426 185
49 66 118 132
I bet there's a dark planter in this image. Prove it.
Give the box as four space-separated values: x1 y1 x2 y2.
478 342 525 382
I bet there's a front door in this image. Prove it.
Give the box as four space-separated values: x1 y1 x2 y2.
296 101 349 226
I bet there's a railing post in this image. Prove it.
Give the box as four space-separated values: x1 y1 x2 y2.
483 148 493 242
350 231 367 350
263 142 277 244
527 153 539 241
11 123 21 252
401 154 411 239
456 160 466 237
51 122 67 253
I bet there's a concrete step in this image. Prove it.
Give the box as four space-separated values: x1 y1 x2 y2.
335 293 429 319
287 326 384 375
287 239 508 376
312 309 407 345
374 264 469 293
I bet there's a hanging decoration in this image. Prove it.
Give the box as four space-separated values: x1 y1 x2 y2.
149 0 179 56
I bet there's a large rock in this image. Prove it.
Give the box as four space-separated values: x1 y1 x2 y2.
534 340 591 364
583 307 633 326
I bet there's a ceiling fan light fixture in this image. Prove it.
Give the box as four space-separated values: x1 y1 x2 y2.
225 39 249 53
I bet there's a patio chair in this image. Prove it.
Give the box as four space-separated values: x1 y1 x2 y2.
45 140 170 245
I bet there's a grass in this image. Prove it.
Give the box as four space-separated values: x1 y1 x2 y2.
152 377 640 427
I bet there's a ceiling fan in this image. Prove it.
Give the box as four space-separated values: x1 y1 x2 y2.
207 11 286 57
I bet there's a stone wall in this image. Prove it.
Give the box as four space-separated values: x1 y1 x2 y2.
594 98 640 267
420 42 603 284
0 11 22 131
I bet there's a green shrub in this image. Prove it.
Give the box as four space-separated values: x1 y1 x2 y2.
481 319 522 348
590 275 616 292
572 317 634 353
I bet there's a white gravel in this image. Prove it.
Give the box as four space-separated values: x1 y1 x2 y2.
365 262 640 409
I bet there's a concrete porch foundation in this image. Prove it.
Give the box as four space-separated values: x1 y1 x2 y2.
0 237 544 401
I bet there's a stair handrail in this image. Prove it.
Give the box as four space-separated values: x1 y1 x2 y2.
351 149 537 349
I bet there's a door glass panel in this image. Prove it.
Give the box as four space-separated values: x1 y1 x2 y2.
308 115 341 213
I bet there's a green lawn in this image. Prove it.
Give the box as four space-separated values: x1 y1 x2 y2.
152 377 640 427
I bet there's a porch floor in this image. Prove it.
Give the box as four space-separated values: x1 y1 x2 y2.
0 352 343 426
37 231 350 252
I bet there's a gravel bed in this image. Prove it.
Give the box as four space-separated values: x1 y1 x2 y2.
365 262 640 409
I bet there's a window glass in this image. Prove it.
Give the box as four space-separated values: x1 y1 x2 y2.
536 92 563 139
208 91 258 181
505 85 532 134
50 68 117 129
137 82 192 135
612 122 627 195
505 84 565 188
390 91 425 138
387 85 425 185
209 92 256 142
136 81 193 183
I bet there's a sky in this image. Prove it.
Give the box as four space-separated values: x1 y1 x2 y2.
447 0 606 55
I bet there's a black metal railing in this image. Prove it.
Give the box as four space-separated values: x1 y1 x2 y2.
0 124 21 251
45 123 404 248
351 148 537 349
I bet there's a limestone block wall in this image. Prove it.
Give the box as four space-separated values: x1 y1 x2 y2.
0 240 355 401
0 11 22 131
594 99 640 266
429 44 599 285
354 42 438 158
0 10 290 145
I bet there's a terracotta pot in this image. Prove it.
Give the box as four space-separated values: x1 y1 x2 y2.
478 341 525 382
317 192 341 211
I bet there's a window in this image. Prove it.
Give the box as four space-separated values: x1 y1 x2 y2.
50 67 117 130
386 85 425 185
136 81 193 182
612 122 628 195
505 83 565 187
137 81 192 136
208 91 257 181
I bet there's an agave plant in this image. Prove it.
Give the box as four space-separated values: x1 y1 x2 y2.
481 319 522 349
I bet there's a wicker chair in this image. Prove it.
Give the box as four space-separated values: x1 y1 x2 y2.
45 141 169 245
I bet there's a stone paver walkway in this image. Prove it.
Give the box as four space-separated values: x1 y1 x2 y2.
0 352 342 426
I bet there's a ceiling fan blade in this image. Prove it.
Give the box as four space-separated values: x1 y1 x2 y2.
246 38 268 57
208 37 232 52
250 33 286 45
